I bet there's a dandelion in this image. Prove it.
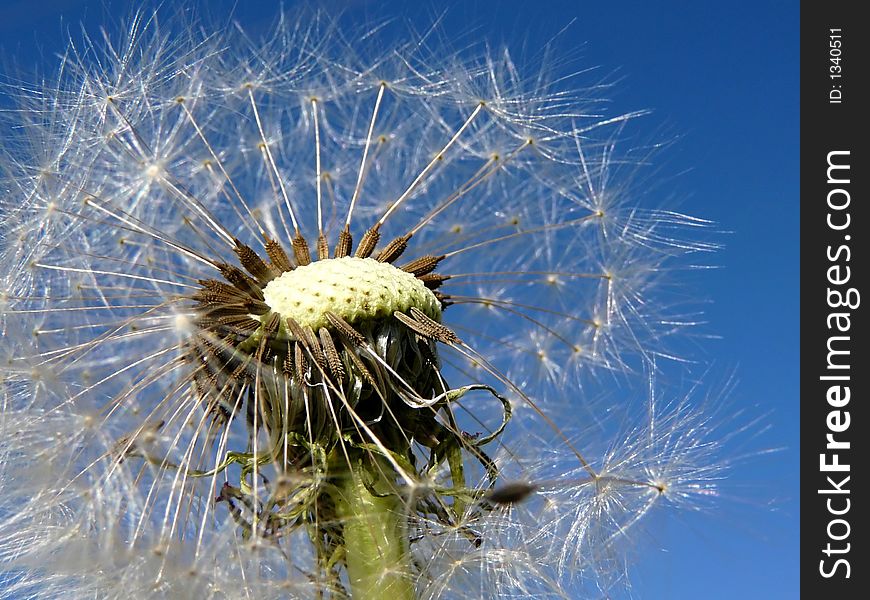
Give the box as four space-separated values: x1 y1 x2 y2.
1 9 729 599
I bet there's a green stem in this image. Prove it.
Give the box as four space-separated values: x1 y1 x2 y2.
333 455 416 600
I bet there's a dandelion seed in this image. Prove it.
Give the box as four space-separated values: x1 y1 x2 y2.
0 8 735 600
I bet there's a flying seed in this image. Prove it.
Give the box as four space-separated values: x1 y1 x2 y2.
217 264 264 300
316 233 329 261
282 351 294 377
284 316 307 342
337 336 378 388
334 226 352 258
325 311 366 346
197 278 251 302
264 236 294 272
242 298 268 315
354 225 380 258
318 327 345 380
418 273 449 290
292 234 311 266
301 326 326 372
233 239 277 283
215 314 261 333
376 234 411 263
409 307 460 344
262 312 281 334
401 254 444 277
230 359 251 382
293 342 307 382
486 481 538 505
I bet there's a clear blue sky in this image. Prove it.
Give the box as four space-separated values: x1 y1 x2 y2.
0 1 799 598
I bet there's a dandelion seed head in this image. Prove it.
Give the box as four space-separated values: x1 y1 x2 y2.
0 7 740 598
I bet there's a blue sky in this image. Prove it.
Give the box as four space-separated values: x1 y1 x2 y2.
0 1 799 598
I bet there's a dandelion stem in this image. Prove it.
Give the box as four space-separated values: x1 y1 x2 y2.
332 454 415 600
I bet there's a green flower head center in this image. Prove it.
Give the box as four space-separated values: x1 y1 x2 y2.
262 256 441 330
